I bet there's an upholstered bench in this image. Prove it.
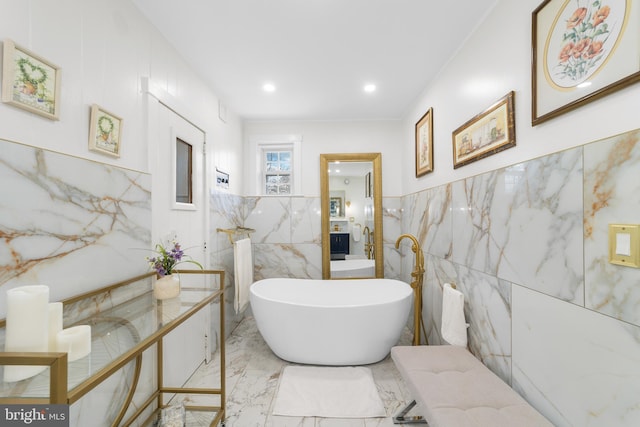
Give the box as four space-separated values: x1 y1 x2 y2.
391 345 553 426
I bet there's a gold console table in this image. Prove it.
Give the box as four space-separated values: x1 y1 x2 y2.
0 270 226 427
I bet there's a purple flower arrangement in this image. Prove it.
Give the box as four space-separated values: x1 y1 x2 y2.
147 241 203 277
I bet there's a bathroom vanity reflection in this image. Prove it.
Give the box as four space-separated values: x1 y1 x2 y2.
320 153 383 279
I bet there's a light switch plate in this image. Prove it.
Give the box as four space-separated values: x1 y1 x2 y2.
608 224 640 268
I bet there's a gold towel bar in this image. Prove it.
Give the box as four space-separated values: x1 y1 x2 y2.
216 227 255 244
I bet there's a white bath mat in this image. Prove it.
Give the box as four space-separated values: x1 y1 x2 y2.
272 366 386 418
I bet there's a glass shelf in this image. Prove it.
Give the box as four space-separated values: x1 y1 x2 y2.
0 270 226 427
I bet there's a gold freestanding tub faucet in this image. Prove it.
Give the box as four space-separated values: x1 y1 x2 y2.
395 234 426 346
363 226 374 259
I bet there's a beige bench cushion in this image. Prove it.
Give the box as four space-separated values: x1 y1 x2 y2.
391 345 553 427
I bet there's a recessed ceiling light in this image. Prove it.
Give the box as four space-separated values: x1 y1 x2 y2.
263 83 276 92
364 84 376 93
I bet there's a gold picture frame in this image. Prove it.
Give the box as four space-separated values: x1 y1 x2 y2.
452 91 516 169
532 0 640 125
415 107 434 177
88 104 123 158
2 39 61 120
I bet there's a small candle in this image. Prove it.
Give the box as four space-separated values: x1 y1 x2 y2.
56 325 91 362
4 285 50 382
48 302 63 352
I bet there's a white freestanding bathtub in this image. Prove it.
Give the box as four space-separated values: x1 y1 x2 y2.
249 278 413 365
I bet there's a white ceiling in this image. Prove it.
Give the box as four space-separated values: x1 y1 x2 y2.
132 0 498 121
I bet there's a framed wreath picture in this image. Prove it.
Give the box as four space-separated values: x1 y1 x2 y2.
532 0 640 125
415 107 434 177
2 39 61 120
452 91 516 169
88 104 123 158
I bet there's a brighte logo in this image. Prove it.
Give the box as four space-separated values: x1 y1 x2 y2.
4 408 47 424
0 405 68 426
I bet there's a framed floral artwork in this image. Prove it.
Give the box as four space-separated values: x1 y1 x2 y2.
452 91 516 169
1 39 61 120
415 107 433 177
532 0 640 125
88 104 123 158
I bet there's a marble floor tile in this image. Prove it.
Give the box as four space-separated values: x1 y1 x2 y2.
181 316 413 426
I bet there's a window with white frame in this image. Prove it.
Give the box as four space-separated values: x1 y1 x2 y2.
249 135 302 196
263 146 292 195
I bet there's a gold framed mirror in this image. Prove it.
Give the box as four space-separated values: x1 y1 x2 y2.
320 153 383 279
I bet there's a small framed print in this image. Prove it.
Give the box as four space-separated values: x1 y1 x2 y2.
330 197 343 217
88 104 123 158
415 107 434 177
452 91 516 169
216 168 230 189
2 39 61 120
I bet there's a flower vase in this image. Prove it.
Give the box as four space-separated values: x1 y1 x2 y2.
154 274 180 300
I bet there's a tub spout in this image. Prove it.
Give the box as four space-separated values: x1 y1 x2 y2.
395 234 426 346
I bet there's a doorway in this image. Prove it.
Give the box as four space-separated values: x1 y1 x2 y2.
148 97 210 390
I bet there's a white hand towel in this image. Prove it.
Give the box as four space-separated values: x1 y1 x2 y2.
352 224 361 242
234 238 253 314
441 283 469 347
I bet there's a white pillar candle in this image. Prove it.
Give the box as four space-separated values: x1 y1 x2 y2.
48 302 63 352
4 285 50 382
56 325 91 362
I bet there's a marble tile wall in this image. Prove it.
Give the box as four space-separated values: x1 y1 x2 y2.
584 130 640 325
0 138 152 426
382 197 403 280
0 139 151 316
237 195 403 281
210 191 248 338
244 196 323 280
401 128 640 426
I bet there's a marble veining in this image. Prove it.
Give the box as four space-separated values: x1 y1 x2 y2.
583 129 640 325
291 197 322 244
0 139 151 317
244 197 292 244
253 243 322 280
209 191 247 338
512 285 640 427
423 256 511 384
453 264 511 384
452 149 584 304
211 192 245 246
402 185 452 260
382 197 402 245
